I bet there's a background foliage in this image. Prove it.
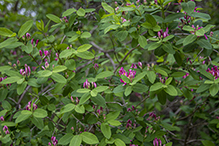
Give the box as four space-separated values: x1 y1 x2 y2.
0 0 219 146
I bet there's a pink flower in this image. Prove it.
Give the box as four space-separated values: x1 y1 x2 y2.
83 79 90 88
26 33 31 39
39 50 42 57
0 116 4 121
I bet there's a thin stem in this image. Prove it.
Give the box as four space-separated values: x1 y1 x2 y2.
135 95 150 109
114 44 139 74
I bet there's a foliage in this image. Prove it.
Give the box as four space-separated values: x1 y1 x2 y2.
0 0 219 146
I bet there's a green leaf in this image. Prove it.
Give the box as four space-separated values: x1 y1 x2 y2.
138 35 147 48
183 25 195 32
0 27 15 37
59 133 74 145
157 90 167 105
116 31 128 42
0 66 11 72
62 8 76 17
147 71 156 84
108 120 121 126
145 14 157 26
15 110 32 123
17 81 27 95
75 104 85 114
150 82 164 92
182 88 193 100
21 43 33 54
77 8 85 16
77 44 92 52
155 68 168 76
81 32 91 38
59 49 75 58
93 86 108 92
181 1 196 14
61 103 75 114
33 108 48 118
101 123 111 139
209 84 219 97
91 94 106 107
77 88 90 93
53 65 67 73
196 83 209 93
2 100 11 110
201 140 215 146
196 39 212 50
196 28 205 37
0 37 18 49
199 69 214 80
190 12 211 20
46 14 61 23
96 71 113 79
104 24 119 34
105 111 120 121
161 121 180 131
0 76 21 84
162 43 175 54
68 34 79 42
81 132 99 144
164 85 178 96
133 83 148 93
79 92 91 105
31 117 44 129
163 35 174 42
113 84 125 93
121 75 130 83
76 51 94 59
131 71 147 85
164 13 185 23
148 42 162 51
69 135 82 146
115 138 126 146
101 2 114 13
18 20 33 38
0 89 8 102
171 71 186 77
37 70 52 77
1 122 16 127
51 72 67 83
165 77 173 85
124 86 133 96
65 59 76 70
183 34 197 46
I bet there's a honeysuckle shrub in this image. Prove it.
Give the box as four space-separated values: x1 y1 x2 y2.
0 0 219 146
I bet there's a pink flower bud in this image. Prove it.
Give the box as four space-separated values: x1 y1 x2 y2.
39 50 42 57
45 62 49 68
31 39 34 45
0 116 4 121
26 33 31 39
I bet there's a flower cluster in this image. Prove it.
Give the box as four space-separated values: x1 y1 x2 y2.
146 112 159 121
48 136 58 146
183 73 189 79
119 67 136 86
207 65 219 79
61 16 68 23
26 101 37 111
126 119 136 129
31 38 39 47
39 50 49 59
158 27 169 39
20 64 31 77
22 32 31 40
3 125 9 135
83 79 97 89
153 138 165 146
127 105 135 112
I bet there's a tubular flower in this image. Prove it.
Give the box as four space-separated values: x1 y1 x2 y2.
26 101 37 111
119 67 136 86
207 65 219 79
158 28 169 39
83 79 97 89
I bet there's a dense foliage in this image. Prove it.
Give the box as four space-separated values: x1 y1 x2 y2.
0 0 219 146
